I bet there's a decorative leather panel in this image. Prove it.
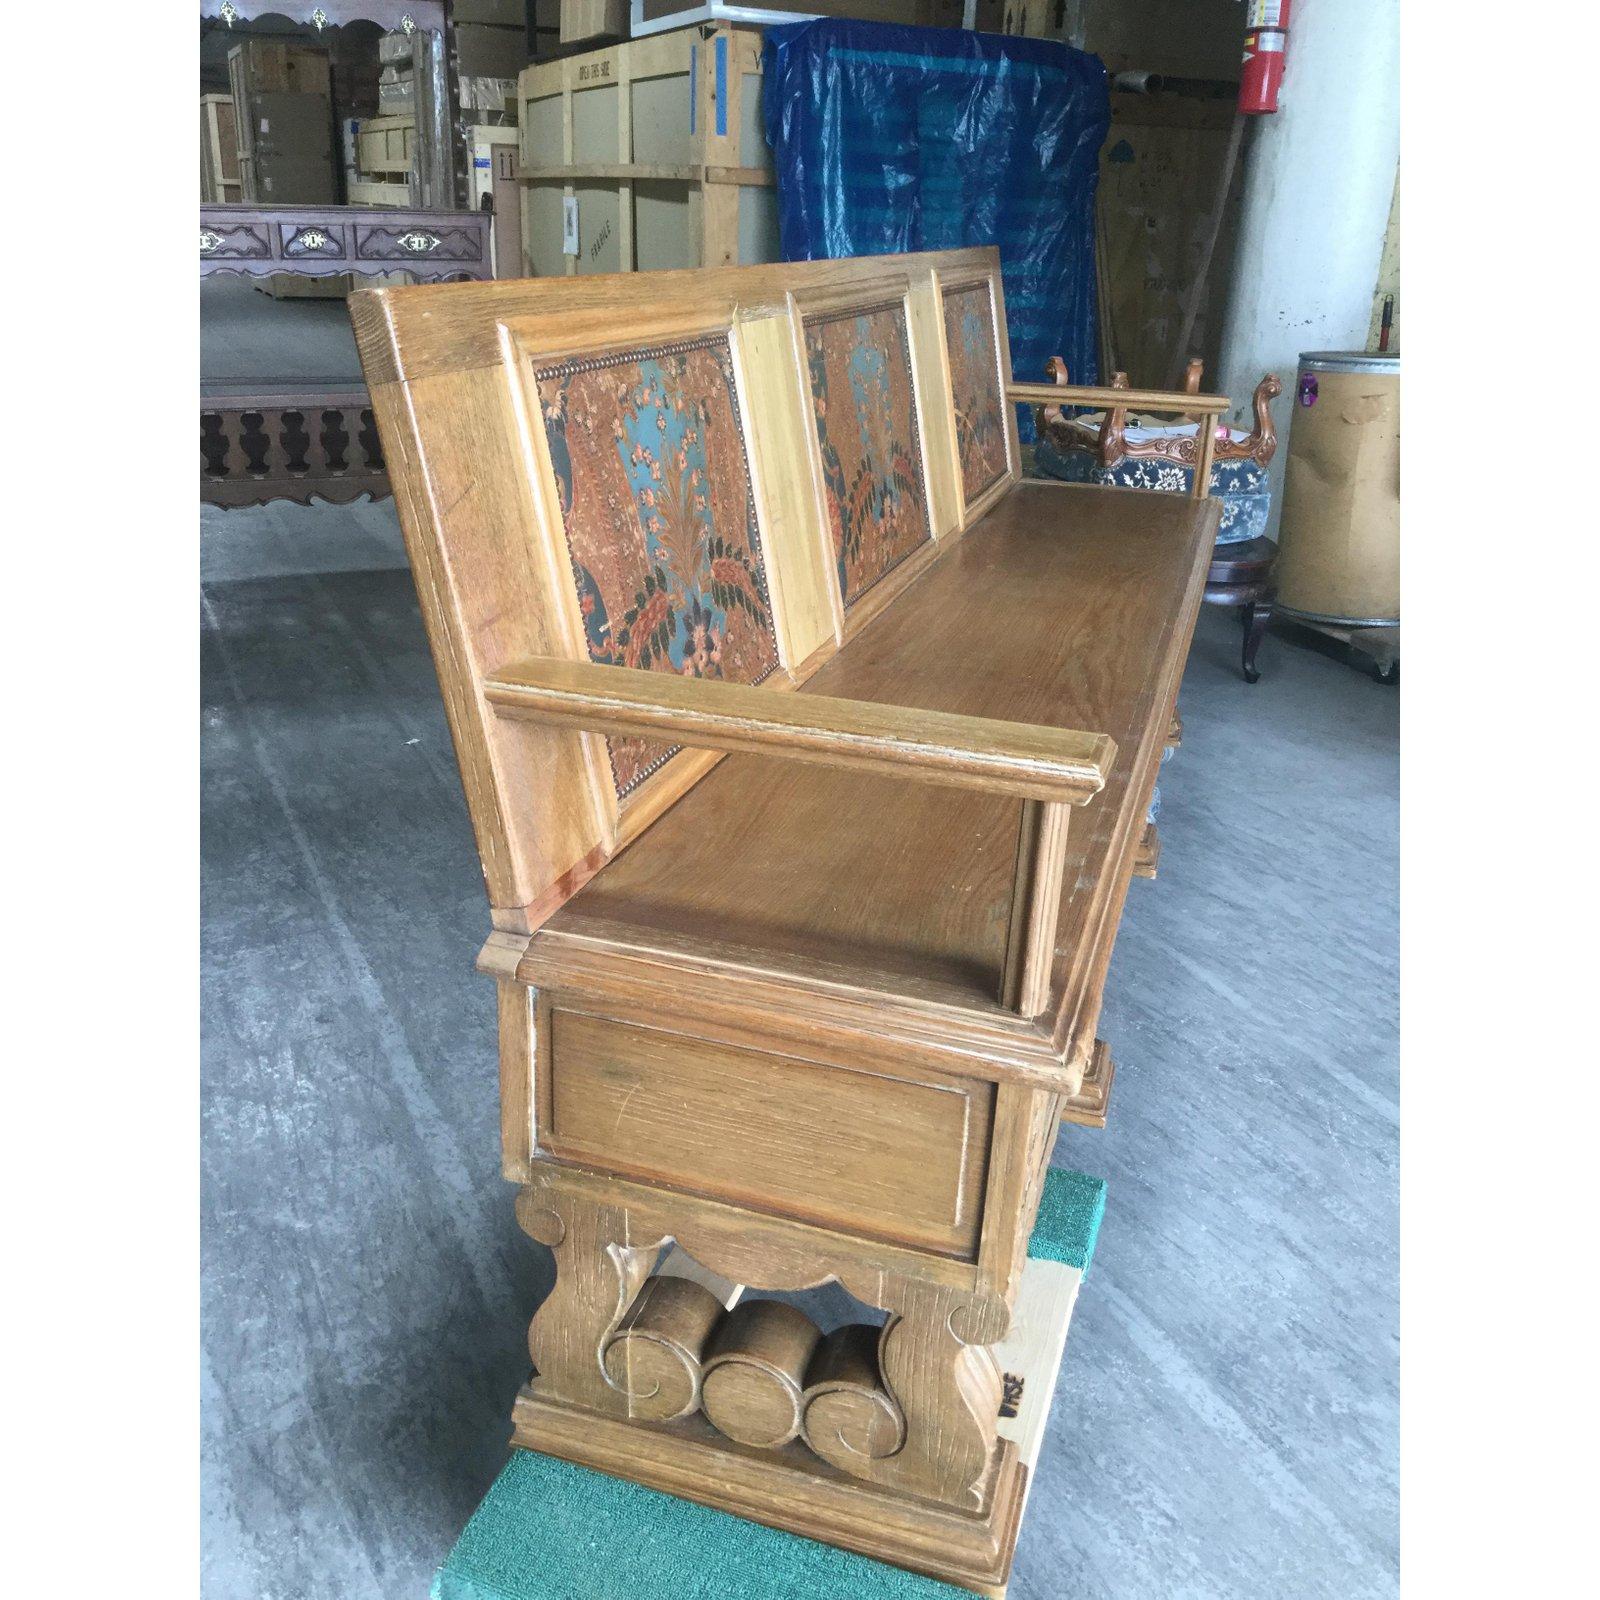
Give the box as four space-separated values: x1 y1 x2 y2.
941 284 1008 505
802 303 931 608
536 335 780 800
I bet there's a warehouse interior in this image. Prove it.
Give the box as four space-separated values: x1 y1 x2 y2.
200 3 1400 1597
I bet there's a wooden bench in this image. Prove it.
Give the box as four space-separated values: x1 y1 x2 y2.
352 247 1223 1594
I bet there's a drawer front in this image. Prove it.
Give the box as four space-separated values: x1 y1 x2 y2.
540 1008 993 1257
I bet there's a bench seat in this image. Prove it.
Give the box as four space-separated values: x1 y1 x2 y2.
538 481 1214 1028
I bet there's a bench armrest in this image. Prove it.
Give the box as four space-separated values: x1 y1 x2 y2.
484 657 1115 806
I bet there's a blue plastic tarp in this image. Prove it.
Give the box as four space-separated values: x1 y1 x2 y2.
761 19 1110 440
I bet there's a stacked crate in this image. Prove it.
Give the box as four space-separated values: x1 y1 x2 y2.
200 94 241 203
517 24 777 278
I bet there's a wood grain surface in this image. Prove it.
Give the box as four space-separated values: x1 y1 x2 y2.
486 656 1114 805
547 482 1216 1019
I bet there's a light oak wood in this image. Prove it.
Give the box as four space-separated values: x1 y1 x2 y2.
730 310 841 664
352 248 1216 1593
538 1006 994 1256
352 245 1008 386
802 1323 906 1470
1059 1040 1114 1130
485 656 1114 806
1001 800 1072 1018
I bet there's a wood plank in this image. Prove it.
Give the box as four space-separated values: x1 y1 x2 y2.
993 1255 1083 1497
539 1007 994 1256
730 311 840 669
485 657 1115 806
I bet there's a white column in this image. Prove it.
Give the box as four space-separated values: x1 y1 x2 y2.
1217 0 1400 536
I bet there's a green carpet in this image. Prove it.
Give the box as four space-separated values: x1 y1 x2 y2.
1027 1166 1106 1277
433 1166 1106 1600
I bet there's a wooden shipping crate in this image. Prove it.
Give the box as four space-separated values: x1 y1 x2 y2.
560 0 627 45
517 24 778 278
356 115 415 179
347 179 412 206
200 94 241 203
632 2 980 33
1097 93 1245 388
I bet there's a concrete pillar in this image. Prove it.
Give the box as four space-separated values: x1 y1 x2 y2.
1217 0 1400 536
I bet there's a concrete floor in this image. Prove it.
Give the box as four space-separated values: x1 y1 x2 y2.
201 285 1398 1598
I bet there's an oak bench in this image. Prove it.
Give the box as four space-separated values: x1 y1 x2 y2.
351 246 1223 1593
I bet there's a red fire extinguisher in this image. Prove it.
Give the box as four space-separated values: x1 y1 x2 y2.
1239 0 1291 114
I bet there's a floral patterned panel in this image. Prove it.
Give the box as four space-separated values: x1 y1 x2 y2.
941 283 1008 505
536 335 779 800
803 302 931 607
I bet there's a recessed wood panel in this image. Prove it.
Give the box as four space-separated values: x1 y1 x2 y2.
541 1009 993 1255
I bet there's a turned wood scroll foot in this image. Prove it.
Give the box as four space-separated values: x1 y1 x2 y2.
802 1323 907 1469
605 1275 725 1421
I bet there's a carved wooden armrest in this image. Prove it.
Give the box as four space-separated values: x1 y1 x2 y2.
1009 379 1229 499
485 657 1112 803
1006 380 1230 415
485 657 1118 1017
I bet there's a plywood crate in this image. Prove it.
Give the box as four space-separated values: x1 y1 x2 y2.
356 115 415 179
347 178 412 206
517 24 778 278
201 93 241 202
560 0 627 45
632 1 976 33
1097 93 1245 388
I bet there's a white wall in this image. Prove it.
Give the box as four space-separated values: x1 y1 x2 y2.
1217 0 1400 536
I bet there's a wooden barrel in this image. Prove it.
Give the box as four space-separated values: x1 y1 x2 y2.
1275 352 1400 626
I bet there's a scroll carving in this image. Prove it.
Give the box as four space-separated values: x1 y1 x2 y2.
514 1168 1007 1510
1039 357 1283 473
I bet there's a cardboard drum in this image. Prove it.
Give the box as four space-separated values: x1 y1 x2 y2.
1276 352 1399 625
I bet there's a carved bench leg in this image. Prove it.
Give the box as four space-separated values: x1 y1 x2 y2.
515 1169 1009 1514
515 1182 660 1416
510 1167 1026 1587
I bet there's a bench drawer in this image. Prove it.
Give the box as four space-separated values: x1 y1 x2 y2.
539 1008 993 1258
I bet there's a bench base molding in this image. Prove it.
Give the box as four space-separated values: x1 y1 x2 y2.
511 1391 1027 1595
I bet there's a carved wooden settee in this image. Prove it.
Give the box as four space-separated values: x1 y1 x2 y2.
351 248 1223 1593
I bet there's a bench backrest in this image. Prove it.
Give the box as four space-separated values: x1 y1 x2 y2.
352 247 1019 934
